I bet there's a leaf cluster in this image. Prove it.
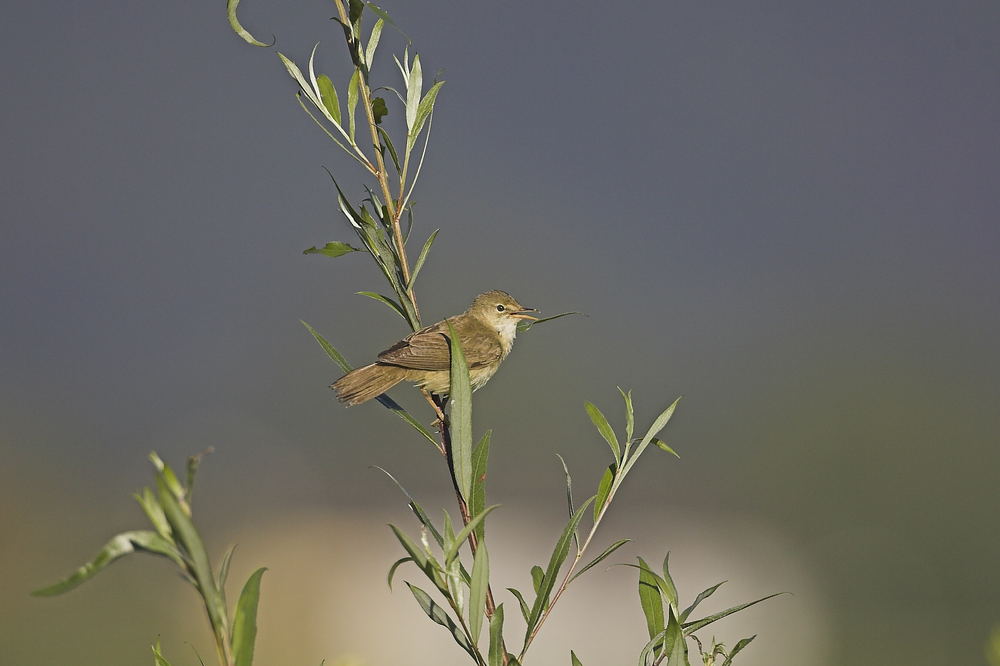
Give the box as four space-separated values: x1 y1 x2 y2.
33 452 265 666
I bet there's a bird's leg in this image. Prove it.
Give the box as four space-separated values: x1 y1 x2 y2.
421 389 447 439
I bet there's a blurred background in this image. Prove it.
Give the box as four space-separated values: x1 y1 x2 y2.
2 1 998 664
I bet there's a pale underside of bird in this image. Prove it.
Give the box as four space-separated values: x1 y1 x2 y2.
332 290 537 406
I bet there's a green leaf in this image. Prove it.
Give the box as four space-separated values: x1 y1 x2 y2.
507 587 530 622
637 557 665 643
516 311 581 333
638 628 669 666
316 74 342 126
554 453 578 550
525 496 596 635
570 539 630 583
151 639 173 666
664 605 689 666
303 241 359 257
530 565 545 596
184 449 210 503
406 583 478 660
407 80 445 152
571 650 584 666
373 466 445 548
471 430 491 543
443 505 500 565
377 126 401 172
277 52 318 106
371 96 388 124
301 320 352 373
679 581 725 622
682 593 783 635
134 487 171 540
660 552 680 612
156 475 225 629
232 567 267 666
618 387 634 451
447 322 474 502
405 54 423 131
488 604 505 666
386 556 412 590
364 18 384 68
631 397 681 465
585 401 620 464
357 291 409 322
227 0 271 47
468 544 490 644
652 437 680 458
721 635 757 666
217 544 237 590
408 228 440 287
347 68 360 141
32 530 184 596
593 464 614 522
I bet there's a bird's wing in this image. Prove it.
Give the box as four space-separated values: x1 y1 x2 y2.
377 319 501 370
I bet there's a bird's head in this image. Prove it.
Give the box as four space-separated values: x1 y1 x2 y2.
467 290 538 328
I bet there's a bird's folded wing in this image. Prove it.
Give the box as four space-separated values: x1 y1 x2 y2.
377 322 500 370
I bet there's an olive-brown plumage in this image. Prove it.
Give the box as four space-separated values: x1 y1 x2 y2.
332 290 537 405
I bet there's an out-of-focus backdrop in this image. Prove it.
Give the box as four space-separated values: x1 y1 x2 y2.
2 2 998 665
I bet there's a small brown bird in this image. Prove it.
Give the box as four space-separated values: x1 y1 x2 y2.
332 290 538 405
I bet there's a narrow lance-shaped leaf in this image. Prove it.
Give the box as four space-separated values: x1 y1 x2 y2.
32 531 184 596
517 311 582 333
156 474 225 628
470 430 491 543
357 291 409 322
347 68 360 141
468 544 490 643
525 496 596 634
316 74 342 126
554 453 578 551
407 80 445 152
227 0 271 47
377 126 401 172
637 556 665 644
447 322 474 502
571 650 584 666
664 605 689 666
488 604 506 666
507 587 531 623
151 640 173 666
652 437 680 458
303 241 359 257
679 581 726 622
406 583 478 660
443 505 500 565
660 552 680 613
585 401 620 464
531 565 545 596
231 568 267 666
386 556 412 590
570 539 630 583
593 464 614 522
721 635 757 666
364 18 384 68
627 397 682 469
277 53 320 107
682 593 784 635
134 487 171 540
217 544 238 590
618 387 634 453
405 54 423 131
408 228 440 287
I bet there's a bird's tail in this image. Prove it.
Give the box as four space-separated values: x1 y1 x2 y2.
332 363 406 405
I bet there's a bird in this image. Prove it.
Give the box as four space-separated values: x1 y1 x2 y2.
332 290 538 405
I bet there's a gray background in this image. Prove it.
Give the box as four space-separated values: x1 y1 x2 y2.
2 1 998 664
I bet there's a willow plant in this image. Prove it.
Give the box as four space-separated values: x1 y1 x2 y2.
33 3 774 665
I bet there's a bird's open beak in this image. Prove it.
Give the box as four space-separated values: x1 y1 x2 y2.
511 307 539 321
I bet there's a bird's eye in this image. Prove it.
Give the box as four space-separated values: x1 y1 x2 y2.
496 304 505 312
